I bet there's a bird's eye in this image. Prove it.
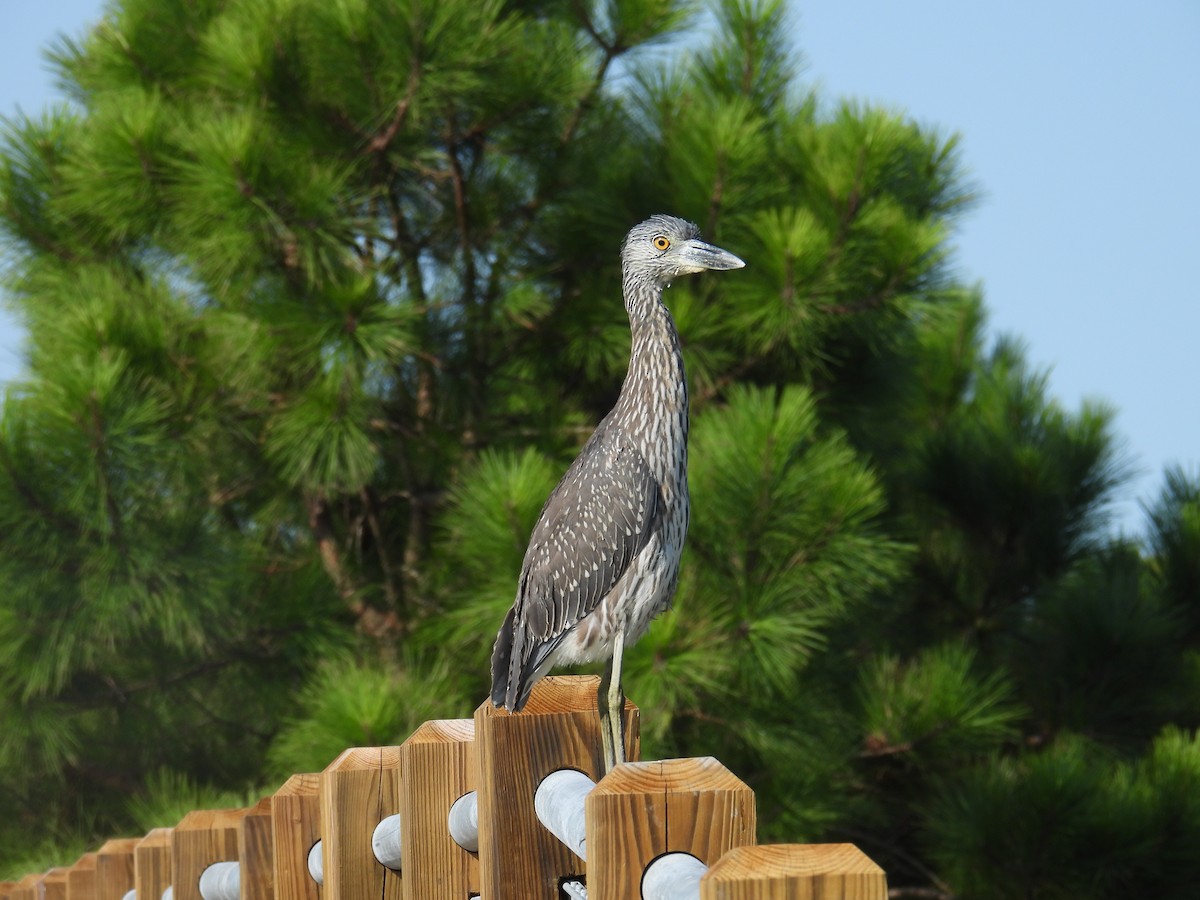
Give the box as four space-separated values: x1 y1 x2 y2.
652 236 671 251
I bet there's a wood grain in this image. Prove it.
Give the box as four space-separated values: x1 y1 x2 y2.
476 675 640 900
398 719 478 900
239 796 275 900
66 853 98 900
39 868 69 900
171 809 244 900
271 774 322 900
133 829 173 900
10 874 41 900
700 843 886 899
586 756 755 900
320 746 402 900
95 839 139 900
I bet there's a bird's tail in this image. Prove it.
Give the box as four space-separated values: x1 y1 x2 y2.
490 606 521 711
491 605 547 713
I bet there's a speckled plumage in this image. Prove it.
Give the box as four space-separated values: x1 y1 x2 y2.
491 215 745 713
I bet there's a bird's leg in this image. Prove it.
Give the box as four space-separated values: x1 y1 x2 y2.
598 625 626 775
609 628 627 767
598 655 614 774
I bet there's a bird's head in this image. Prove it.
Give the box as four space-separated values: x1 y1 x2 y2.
620 214 745 286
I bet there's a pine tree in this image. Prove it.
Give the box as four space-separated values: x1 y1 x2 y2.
2 0 1198 894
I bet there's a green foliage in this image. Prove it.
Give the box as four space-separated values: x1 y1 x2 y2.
0 837 89 883
892 337 1128 646
681 385 905 701
432 448 564 665
1015 547 1188 745
127 770 258 834
925 729 1200 899
1147 466 1200 629
0 0 1191 893
860 643 1023 764
268 655 468 776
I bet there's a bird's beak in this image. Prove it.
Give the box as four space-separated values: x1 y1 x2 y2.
678 238 746 272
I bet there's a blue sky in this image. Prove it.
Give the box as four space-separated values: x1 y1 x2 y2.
2 1 1197 534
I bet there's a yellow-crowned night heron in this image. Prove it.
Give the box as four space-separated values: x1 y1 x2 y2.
490 214 745 772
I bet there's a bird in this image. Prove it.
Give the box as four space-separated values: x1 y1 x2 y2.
490 214 745 773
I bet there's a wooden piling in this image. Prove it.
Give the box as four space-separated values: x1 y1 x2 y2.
475 675 639 900
398 719 478 900
10 874 40 900
66 853 98 900
40 869 69 900
320 746 402 900
171 809 245 900
133 829 173 900
0 694 894 900
239 796 275 900
586 757 756 900
95 839 138 900
700 844 887 899
272 774 321 900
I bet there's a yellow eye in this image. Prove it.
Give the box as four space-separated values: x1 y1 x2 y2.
652 236 671 251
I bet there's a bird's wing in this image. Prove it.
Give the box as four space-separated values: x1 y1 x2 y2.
521 441 660 637
492 433 661 710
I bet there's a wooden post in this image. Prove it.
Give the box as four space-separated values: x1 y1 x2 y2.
0 880 16 900
134 829 173 900
240 797 275 900
95 839 139 900
320 747 402 900
40 869 70 900
67 853 98 900
10 875 40 900
171 809 245 900
398 719 478 900
586 757 756 900
700 844 887 899
271 774 321 900
475 675 640 900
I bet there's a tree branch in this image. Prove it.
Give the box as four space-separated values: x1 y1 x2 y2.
369 67 421 154
360 486 399 611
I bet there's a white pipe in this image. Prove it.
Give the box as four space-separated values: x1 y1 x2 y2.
448 792 479 852
371 813 402 871
222 862 241 899
641 852 707 900
198 861 240 900
534 769 595 861
307 840 324 885
563 881 588 899
161 888 173 900
121 890 136 900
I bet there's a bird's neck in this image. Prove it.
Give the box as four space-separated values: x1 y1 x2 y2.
614 277 689 475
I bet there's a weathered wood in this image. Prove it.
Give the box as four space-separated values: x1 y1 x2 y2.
134 829 173 900
0 879 16 900
40 869 69 900
239 796 275 900
476 675 640 900
320 746 402 900
95 839 139 900
171 809 244 900
700 844 887 899
66 853 98 900
271 774 321 900
398 719 478 900
587 757 756 900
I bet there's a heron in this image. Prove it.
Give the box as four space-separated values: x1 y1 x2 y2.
490 214 745 773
